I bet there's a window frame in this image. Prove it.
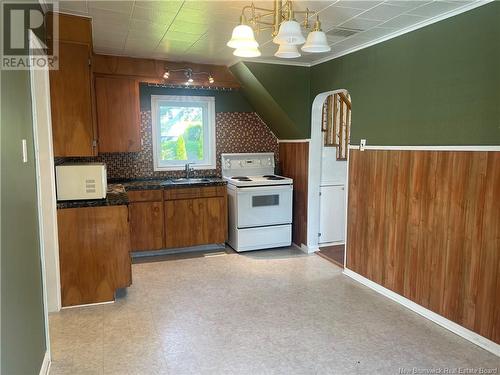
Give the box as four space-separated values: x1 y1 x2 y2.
151 95 216 171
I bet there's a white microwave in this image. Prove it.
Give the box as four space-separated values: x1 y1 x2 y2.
56 163 107 201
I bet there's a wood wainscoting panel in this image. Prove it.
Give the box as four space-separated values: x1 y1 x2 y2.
279 142 309 246
347 150 500 343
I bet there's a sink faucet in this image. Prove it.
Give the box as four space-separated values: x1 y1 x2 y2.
185 163 194 178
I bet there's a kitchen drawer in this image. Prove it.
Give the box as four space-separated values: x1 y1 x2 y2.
164 186 226 200
127 189 163 202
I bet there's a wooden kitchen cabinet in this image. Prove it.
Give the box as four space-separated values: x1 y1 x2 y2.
129 201 165 251
128 190 165 251
49 41 96 156
164 187 227 248
95 76 141 152
57 205 132 307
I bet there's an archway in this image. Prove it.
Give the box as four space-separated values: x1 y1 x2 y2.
305 89 351 266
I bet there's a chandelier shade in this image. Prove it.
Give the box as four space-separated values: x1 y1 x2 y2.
233 46 262 57
272 20 305 45
301 30 331 53
227 24 259 49
274 43 301 58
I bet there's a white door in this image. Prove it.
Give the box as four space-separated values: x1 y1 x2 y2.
319 185 345 244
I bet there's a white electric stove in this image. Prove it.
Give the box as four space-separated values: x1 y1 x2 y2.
222 153 293 252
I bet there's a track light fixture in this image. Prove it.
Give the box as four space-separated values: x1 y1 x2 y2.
162 67 215 86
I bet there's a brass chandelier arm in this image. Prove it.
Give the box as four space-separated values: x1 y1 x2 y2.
240 0 319 34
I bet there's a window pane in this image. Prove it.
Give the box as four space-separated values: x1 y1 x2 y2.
159 105 204 162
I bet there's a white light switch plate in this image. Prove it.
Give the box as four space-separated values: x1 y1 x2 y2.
22 139 28 163
360 139 366 151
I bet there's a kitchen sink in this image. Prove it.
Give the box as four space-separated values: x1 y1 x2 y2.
169 178 212 184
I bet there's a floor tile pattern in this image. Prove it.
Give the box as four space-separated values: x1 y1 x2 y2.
49 248 500 374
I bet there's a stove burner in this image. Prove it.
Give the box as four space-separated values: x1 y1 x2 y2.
265 175 285 180
232 176 252 181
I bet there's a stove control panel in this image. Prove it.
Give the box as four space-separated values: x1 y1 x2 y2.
221 153 275 177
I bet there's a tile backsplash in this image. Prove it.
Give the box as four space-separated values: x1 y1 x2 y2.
56 111 279 180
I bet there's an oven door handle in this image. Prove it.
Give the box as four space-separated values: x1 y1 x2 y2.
236 184 293 193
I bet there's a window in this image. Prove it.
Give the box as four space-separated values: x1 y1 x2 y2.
151 95 216 171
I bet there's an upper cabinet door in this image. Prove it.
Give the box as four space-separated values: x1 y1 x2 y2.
95 76 141 153
49 41 95 157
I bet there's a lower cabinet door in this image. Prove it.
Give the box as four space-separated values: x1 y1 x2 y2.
164 197 227 248
129 201 165 251
319 185 346 243
58 206 131 307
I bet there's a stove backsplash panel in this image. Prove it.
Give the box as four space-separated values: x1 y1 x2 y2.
56 111 279 180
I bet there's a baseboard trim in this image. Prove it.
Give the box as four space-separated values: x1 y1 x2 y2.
343 268 500 357
39 351 50 375
61 300 114 309
299 243 319 254
319 241 345 248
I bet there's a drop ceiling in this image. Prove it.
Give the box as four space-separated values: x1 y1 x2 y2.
58 0 488 66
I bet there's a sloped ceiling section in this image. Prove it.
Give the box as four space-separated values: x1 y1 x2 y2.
230 62 311 139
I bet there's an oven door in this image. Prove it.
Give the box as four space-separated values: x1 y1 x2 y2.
236 184 293 228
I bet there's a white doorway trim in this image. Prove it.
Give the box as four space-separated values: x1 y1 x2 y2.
29 31 61 374
306 89 350 256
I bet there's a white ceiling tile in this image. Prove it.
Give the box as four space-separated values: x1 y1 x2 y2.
125 37 160 48
385 1 432 8
88 1 133 15
339 17 384 30
335 1 384 10
134 1 183 12
407 1 466 17
316 6 366 28
327 33 348 45
164 31 202 44
89 8 131 26
94 31 127 45
169 20 210 35
292 1 335 13
93 21 129 36
128 19 169 37
59 1 88 14
359 3 408 20
379 13 425 28
157 38 193 53
357 26 398 39
60 0 487 66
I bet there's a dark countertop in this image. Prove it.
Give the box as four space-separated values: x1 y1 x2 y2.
57 184 128 209
57 178 227 209
119 177 227 191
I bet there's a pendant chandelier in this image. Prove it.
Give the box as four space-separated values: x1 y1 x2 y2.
227 0 330 59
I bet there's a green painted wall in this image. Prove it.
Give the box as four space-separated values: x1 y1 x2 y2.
230 62 310 139
311 2 500 145
1 70 47 374
140 84 254 112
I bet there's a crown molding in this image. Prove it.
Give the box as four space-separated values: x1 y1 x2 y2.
228 57 311 68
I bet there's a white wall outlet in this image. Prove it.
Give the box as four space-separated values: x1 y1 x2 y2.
360 139 367 151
